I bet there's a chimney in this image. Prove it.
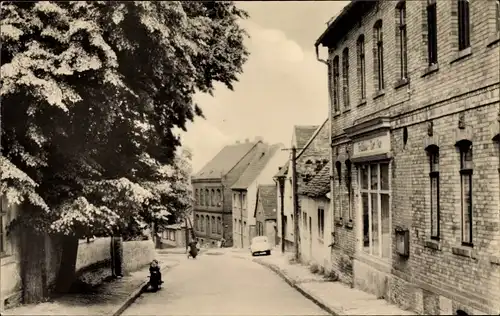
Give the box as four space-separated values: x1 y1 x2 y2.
254 136 264 142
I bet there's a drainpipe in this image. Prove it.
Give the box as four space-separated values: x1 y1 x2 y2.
315 43 336 246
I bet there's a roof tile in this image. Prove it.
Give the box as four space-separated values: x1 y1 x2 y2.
231 144 281 189
294 125 319 149
256 184 277 220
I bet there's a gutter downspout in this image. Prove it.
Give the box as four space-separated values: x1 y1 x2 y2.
315 43 336 247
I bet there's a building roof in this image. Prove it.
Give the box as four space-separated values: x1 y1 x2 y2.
254 184 277 220
299 162 330 198
231 144 281 190
294 125 319 150
193 141 260 180
274 161 289 178
315 0 376 48
296 118 329 160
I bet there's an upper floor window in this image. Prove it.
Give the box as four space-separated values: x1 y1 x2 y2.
317 208 325 239
217 217 222 234
356 35 366 100
195 189 198 205
342 48 350 108
211 189 215 206
427 0 438 65
426 145 440 240
397 1 408 79
335 161 342 220
201 189 205 206
457 0 471 50
242 193 247 210
373 20 385 91
216 189 221 206
205 189 210 206
457 140 473 246
332 56 340 113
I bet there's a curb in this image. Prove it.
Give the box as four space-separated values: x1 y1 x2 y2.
112 262 180 316
253 259 340 316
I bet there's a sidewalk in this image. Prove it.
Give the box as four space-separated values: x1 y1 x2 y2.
253 253 416 316
3 253 181 316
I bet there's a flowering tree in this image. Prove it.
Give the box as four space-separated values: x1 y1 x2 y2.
1 1 247 295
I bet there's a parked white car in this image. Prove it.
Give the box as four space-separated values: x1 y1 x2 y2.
250 236 271 256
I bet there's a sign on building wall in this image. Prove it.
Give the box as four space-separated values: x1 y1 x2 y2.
352 131 390 159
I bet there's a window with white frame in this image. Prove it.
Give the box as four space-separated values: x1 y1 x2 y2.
317 208 325 239
359 163 391 258
457 140 473 246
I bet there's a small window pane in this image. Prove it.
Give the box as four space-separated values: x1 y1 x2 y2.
381 194 390 258
361 166 369 190
371 193 379 256
370 164 378 190
362 193 370 253
380 163 389 190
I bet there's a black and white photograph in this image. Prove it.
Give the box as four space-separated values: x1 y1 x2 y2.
1 0 499 315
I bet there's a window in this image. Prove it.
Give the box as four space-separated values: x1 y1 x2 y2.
345 160 353 220
283 216 288 236
242 193 247 210
201 190 205 206
211 189 215 206
205 189 209 206
457 140 473 245
201 216 205 232
206 215 210 233
426 145 440 239
216 189 221 206
356 35 366 100
317 208 325 239
374 20 385 91
427 0 438 65
335 161 342 220
342 48 350 108
211 216 215 233
332 56 340 113
217 217 222 234
457 0 471 50
359 163 391 258
397 2 408 79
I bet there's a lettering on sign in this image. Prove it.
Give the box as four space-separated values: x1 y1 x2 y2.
352 133 390 158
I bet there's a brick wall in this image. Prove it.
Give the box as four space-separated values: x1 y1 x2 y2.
322 0 500 314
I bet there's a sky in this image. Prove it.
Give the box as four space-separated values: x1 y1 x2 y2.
180 1 350 173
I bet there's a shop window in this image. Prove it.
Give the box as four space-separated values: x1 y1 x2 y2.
342 48 350 108
457 0 471 51
317 208 325 239
373 20 385 91
426 145 440 239
396 1 408 79
332 56 340 113
356 35 366 100
359 163 391 259
427 0 438 65
457 140 473 246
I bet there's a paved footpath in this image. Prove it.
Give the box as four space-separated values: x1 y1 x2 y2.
3 253 182 316
244 251 416 316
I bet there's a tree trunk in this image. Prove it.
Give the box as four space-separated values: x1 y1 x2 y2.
20 230 48 303
54 235 79 294
110 236 123 277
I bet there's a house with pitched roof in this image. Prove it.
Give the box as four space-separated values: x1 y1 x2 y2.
275 121 330 253
231 143 287 248
254 185 278 246
298 163 332 270
191 139 267 247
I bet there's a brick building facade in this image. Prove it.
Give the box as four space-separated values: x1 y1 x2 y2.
191 140 267 247
316 0 500 314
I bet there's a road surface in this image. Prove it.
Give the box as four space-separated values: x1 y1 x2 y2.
123 251 329 316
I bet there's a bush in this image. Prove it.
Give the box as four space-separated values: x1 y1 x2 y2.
323 269 339 282
309 263 320 274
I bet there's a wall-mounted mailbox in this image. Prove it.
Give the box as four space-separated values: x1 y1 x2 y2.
395 227 409 258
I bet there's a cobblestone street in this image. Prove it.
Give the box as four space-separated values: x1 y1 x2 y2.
123 250 329 316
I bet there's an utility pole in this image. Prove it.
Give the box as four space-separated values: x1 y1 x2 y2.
275 174 286 253
291 146 300 261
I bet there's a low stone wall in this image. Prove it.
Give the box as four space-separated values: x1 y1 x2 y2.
122 239 155 273
75 238 111 272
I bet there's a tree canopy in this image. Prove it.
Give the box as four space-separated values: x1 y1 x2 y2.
1 1 249 238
